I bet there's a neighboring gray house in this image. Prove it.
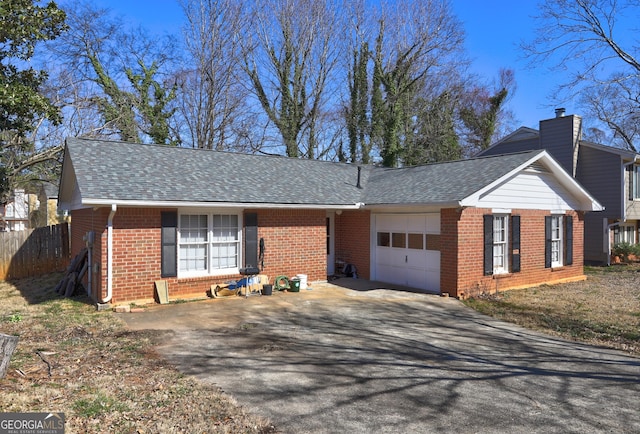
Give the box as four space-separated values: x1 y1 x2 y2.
480 110 640 263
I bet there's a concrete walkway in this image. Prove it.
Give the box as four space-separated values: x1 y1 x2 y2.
119 279 640 434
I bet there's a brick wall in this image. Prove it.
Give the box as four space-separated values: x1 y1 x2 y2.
255 209 326 284
445 208 585 299
335 210 371 279
440 208 461 296
69 207 109 301
71 207 328 304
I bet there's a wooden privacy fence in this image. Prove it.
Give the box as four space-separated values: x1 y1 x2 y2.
0 223 70 280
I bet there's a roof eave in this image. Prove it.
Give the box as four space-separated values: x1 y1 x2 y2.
362 201 462 210
73 198 364 210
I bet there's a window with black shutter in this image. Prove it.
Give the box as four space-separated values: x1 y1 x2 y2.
483 214 494 275
511 215 521 273
564 215 573 266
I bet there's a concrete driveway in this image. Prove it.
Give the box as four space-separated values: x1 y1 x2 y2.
119 279 640 433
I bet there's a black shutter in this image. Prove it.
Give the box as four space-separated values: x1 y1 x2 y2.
483 214 494 275
511 215 521 273
544 216 552 268
244 212 258 268
161 211 177 277
564 215 573 266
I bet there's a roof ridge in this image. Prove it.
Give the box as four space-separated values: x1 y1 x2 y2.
66 137 374 169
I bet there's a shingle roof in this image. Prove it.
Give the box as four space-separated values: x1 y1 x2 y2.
62 137 544 207
65 138 369 206
363 152 540 205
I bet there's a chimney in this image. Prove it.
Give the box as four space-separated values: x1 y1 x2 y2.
539 111 582 177
356 166 362 189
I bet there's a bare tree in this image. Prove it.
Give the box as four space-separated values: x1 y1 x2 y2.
524 0 640 151
240 0 342 158
179 0 247 150
370 0 467 167
459 68 516 154
48 1 180 144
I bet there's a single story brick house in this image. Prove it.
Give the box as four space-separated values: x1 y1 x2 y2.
58 138 602 305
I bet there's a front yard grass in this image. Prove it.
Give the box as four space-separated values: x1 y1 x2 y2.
463 264 640 356
0 273 276 433
3 265 638 432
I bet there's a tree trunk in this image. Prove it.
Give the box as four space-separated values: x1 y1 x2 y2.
0 333 19 379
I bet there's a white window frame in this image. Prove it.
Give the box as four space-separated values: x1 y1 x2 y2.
178 210 242 278
493 215 509 274
550 215 563 268
614 223 636 244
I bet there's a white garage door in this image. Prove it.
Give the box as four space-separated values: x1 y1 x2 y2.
374 214 440 292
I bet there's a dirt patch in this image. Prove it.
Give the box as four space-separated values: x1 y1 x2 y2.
0 273 277 433
464 265 640 356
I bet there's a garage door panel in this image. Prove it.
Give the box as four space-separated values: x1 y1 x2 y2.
374 214 440 292
425 214 440 233
406 215 426 232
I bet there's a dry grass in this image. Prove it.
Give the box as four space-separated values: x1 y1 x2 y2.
464 264 640 356
0 273 277 433
3 267 638 432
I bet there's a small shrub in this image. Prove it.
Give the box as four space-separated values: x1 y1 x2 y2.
632 243 640 259
612 242 635 263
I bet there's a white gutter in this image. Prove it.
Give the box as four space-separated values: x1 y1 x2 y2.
100 204 117 304
79 199 363 210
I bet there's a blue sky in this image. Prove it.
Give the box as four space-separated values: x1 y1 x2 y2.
91 0 563 130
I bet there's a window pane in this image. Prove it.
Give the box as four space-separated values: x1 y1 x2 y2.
493 216 508 272
210 213 239 270
626 226 635 243
180 215 207 242
211 242 237 270
392 233 406 248
408 233 424 249
377 232 390 247
552 240 560 263
493 216 506 242
551 216 563 266
493 244 504 268
179 243 207 272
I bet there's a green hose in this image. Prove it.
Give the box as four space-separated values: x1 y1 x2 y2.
274 275 290 290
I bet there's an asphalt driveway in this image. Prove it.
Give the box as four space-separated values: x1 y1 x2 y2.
119 279 640 433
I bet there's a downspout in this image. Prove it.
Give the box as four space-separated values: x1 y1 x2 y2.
606 222 620 267
100 204 117 304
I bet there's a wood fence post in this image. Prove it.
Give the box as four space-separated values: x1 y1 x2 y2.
0 333 19 379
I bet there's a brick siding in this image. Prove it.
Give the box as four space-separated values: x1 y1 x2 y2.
442 207 585 299
70 207 328 304
335 210 371 279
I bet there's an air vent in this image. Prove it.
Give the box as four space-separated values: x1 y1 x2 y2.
525 162 550 173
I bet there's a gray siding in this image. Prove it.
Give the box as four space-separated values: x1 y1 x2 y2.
576 146 620 263
480 137 539 156
576 146 621 218
539 115 581 175
584 213 608 263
